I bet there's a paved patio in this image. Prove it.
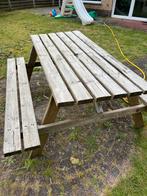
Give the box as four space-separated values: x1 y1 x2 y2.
105 18 147 32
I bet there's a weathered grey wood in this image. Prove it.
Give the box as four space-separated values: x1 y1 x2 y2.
66 31 142 96
57 32 127 99
31 35 74 106
27 46 37 81
38 104 146 134
39 34 93 104
73 30 147 93
30 96 59 158
3 58 21 156
17 57 40 150
139 94 147 105
128 96 144 128
49 33 111 101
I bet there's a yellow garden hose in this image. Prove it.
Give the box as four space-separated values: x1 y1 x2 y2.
104 23 146 103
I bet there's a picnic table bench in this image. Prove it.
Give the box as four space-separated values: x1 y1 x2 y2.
3 30 147 158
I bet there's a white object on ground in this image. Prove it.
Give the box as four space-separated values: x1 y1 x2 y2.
61 0 94 25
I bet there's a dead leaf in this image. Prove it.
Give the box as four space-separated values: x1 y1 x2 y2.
70 157 80 165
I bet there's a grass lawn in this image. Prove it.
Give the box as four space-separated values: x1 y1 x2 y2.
0 10 147 78
0 9 147 195
107 122 147 196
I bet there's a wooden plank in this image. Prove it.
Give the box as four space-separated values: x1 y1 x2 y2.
17 57 40 150
39 34 93 104
73 30 147 93
128 96 144 128
49 33 111 101
31 34 74 106
57 32 127 99
38 104 146 134
3 58 21 156
30 96 59 158
66 31 142 96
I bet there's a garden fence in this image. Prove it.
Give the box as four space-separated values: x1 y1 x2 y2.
0 0 58 10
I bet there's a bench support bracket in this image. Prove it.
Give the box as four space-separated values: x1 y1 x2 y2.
30 96 59 158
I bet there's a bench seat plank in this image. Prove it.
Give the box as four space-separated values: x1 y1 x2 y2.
3 58 21 156
17 57 40 150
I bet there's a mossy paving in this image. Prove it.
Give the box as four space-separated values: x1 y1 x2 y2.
0 72 135 196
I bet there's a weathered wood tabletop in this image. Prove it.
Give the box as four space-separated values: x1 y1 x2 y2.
29 30 147 107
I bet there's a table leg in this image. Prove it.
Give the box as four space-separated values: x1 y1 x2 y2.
26 46 37 81
128 96 144 128
30 96 59 158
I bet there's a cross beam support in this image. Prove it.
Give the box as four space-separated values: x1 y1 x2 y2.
38 104 146 135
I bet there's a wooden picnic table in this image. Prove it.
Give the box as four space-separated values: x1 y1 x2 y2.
3 30 147 157
25 30 147 158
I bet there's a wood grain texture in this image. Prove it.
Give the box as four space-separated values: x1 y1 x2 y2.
49 33 111 101
73 30 147 93
3 58 21 156
39 34 92 104
57 32 127 99
31 34 74 106
68 31 142 96
17 57 40 150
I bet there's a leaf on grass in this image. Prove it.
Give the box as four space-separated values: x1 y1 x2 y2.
70 157 80 165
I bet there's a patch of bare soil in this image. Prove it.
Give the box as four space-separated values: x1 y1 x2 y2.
0 69 136 196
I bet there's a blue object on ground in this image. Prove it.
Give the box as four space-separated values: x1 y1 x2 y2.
52 9 57 17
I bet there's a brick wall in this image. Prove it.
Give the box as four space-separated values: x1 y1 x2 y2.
85 0 113 16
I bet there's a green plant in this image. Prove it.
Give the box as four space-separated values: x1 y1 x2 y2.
116 132 127 141
44 167 53 177
68 127 81 141
103 121 113 129
2 157 15 167
24 159 38 171
85 135 99 153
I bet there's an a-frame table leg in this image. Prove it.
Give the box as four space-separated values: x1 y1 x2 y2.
128 96 144 128
30 96 59 158
26 46 37 81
